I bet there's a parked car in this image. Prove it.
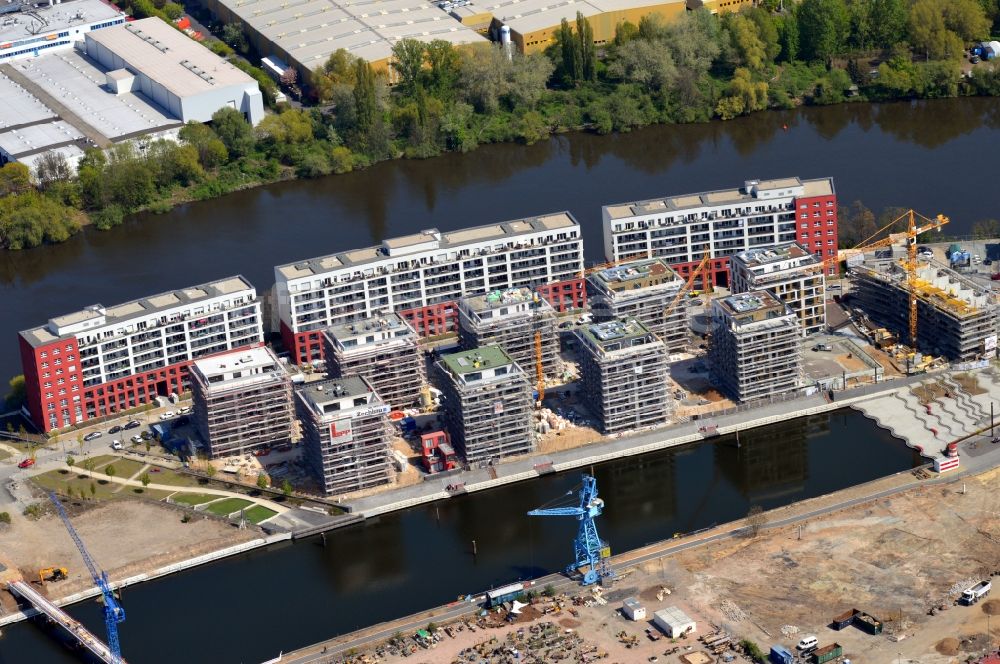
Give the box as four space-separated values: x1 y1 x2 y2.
159 411 175 420
252 448 271 457
109 425 122 434
992 273 1000 281
124 420 141 430
178 406 192 415
83 431 103 441
17 458 35 469
812 344 833 352
111 440 124 451
130 434 143 444
140 431 153 440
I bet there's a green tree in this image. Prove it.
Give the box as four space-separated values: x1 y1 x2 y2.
105 464 116 479
557 18 582 84
798 0 850 61
221 22 248 53
613 20 639 45
5 375 26 409
66 455 75 470
179 122 229 168
972 218 1000 238
140 472 151 488
870 0 908 48
256 473 269 489
0 191 80 249
205 463 217 479
424 40 460 94
725 13 767 71
212 107 256 158
282 479 293 496
909 0 966 60
257 109 314 144
0 163 31 196
576 12 596 82
943 0 991 41
89 481 96 498
608 39 677 91
391 38 426 95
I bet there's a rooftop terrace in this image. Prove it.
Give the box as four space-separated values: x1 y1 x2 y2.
591 258 680 287
326 312 415 342
440 345 514 376
296 376 375 410
578 318 655 351
732 242 815 268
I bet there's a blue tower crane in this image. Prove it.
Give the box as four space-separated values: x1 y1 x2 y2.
527 474 613 585
47 492 126 664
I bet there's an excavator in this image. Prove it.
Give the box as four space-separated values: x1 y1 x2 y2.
38 566 68 585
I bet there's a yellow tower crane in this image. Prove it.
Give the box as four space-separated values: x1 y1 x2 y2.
662 254 712 322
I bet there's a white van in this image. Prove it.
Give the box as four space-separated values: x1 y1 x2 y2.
797 635 818 651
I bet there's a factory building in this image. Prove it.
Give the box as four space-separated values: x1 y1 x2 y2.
296 376 392 496
322 313 425 411
449 0 753 54
198 0 487 79
275 212 585 364
457 287 559 385
602 177 838 288
84 18 264 125
587 258 688 352
19 277 263 432
575 319 670 434
729 243 826 337
436 345 533 465
851 261 999 361
190 346 294 458
0 0 125 64
709 291 801 403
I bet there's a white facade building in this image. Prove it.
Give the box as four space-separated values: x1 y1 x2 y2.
602 177 837 288
729 242 827 337
275 212 585 364
0 0 125 64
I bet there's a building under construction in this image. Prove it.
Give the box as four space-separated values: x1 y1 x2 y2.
190 347 294 458
457 287 558 385
295 376 391 496
729 243 826 337
709 291 802 403
575 319 671 434
851 261 998 361
436 345 533 465
587 259 688 352
323 313 424 410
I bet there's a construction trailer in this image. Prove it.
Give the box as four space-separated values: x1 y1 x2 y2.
729 242 827 337
709 291 802 403
189 347 294 458
574 319 671 434
295 376 392 496
622 598 646 621
457 287 558 385
419 430 458 473
851 261 998 361
323 313 425 410
652 606 696 638
587 258 689 352
436 345 534 465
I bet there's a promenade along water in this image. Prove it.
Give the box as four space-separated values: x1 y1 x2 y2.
2 409 920 664
3 97 1000 381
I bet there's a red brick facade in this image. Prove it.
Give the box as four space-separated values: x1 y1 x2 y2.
794 193 839 274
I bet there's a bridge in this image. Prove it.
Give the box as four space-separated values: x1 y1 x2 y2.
7 580 128 664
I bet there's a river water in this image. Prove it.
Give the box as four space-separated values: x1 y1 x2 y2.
3 98 1000 382
2 409 919 663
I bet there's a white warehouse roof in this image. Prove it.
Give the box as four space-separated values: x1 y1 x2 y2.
86 18 259 98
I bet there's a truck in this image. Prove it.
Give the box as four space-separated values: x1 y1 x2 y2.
962 580 992 605
811 643 843 664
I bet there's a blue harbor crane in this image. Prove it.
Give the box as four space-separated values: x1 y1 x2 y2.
47 491 126 664
528 474 613 586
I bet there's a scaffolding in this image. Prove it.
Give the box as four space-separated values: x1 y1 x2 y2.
709 292 802 403
587 258 688 352
323 313 425 411
851 261 997 361
730 243 826 337
457 287 558 385
574 319 671 434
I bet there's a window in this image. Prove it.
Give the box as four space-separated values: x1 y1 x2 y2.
40 352 48 358
826 201 833 207
44 382 52 388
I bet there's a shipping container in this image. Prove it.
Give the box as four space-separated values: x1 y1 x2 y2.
769 645 793 664
855 611 883 634
811 643 843 664
831 609 857 630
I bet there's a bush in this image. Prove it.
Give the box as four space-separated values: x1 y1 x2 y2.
23 503 43 518
91 204 125 230
0 511 11 525
740 639 765 663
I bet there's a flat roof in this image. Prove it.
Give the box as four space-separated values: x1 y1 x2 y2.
717 291 786 316
192 346 281 379
0 0 123 44
11 50 179 139
277 211 579 280
215 0 487 68
486 0 685 35
0 73 56 130
296 375 374 406
462 286 540 311
87 18 257 97
0 120 83 158
21 275 256 347
325 312 416 341
591 258 680 287
605 177 834 220
440 345 513 376
578 318 655 350
732 242 815 268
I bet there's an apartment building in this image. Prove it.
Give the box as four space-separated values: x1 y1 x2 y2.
602 177 837 288
323 313 425 410
295 376 392 495
436 345 533 465
190 346 293 458
457 287 559 385
729 243 827 337
575 319 671 434
19 276 263 432
709 291 802 403
274 212 585 364
587 258 688 352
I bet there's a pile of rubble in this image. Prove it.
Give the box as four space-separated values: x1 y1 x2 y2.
718 599 748 623
533 408 572 435
451 622 602 664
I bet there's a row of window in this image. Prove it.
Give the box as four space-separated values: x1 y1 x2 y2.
800 200 835 208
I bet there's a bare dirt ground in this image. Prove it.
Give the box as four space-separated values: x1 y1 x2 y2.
0 500 257 612
537 425 602 454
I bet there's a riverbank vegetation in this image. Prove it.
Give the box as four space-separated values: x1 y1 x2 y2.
3 0 1000 250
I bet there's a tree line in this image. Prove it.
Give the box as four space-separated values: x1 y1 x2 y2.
4 0 1000 250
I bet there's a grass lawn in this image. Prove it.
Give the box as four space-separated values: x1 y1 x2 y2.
243 505 277 524
204 498 253 517
143 468 205 488
170 493 218 506
33 470 122 501
97 458 147 479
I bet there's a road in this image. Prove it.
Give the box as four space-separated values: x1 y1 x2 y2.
280 434 1000 664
